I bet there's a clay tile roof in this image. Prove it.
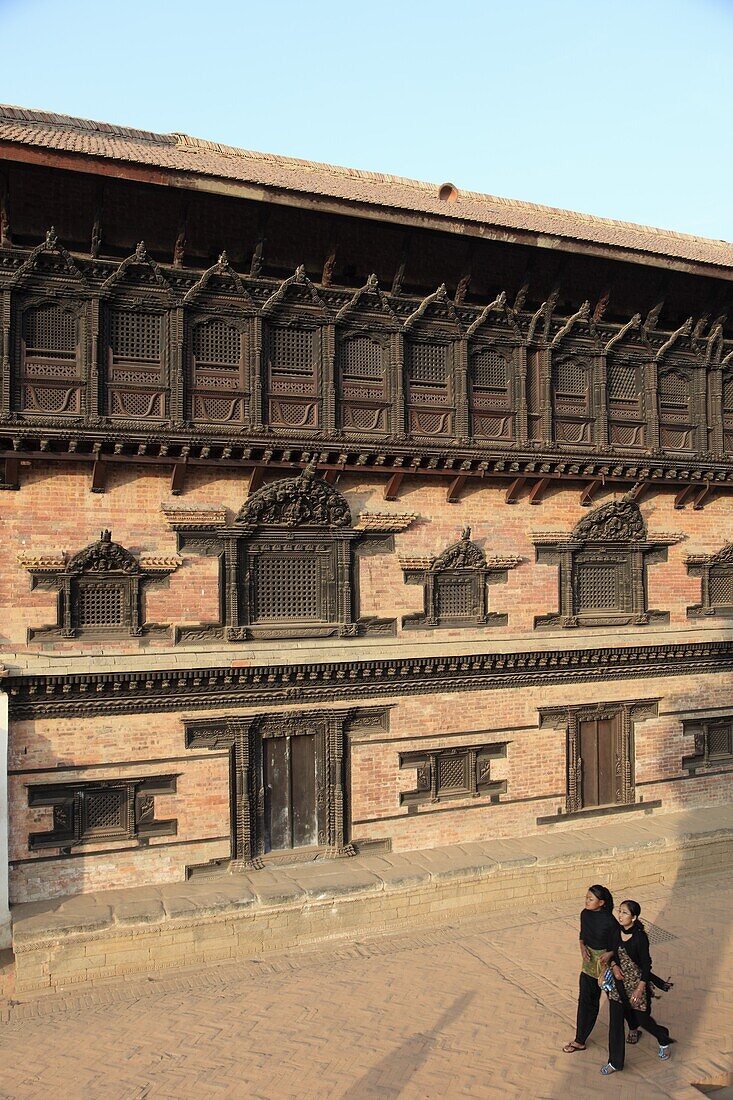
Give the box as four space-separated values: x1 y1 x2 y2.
1 104 732 271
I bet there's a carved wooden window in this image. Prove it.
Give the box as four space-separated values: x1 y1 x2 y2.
658 368 694 450
190 317 248 425
607 357 645 448
28 776 177 852
265 323 319 429
534 499 673 629
469 346 513 440
722 370 733 451
107 308 166 419
683 717 733 768
552 355 593 445
337 333 389 433
685 543 733 617
405 338 453 436
18 301 82 416
400 743 507 805
21 529 179 640
250 551 320 622
401 528 518 630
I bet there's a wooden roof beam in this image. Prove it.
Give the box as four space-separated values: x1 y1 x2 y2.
528 477 550 505
384 471 405 501
580 478 602 507
674 484 696 510
693 483 714 510
446 474 469 504
505 476 526 505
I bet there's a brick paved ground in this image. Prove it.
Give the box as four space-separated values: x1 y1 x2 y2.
0 872 731 1099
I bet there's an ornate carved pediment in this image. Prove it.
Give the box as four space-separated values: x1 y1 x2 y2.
335 274 399 329
431 528 485 571
261 265 330 319
183 251 254 308
101 242 172 298
405 284 462 335
573 499 646 543
466 292 521 341
686 542 733 568
66 530 140 575
235 461 351 528
11 227 88 288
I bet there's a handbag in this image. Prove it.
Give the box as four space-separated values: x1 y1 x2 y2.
605 947 648 1013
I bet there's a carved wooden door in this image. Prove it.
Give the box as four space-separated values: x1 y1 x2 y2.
578 714 620 807
263 730 318 851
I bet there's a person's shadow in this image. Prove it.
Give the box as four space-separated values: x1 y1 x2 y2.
340 990 476 1099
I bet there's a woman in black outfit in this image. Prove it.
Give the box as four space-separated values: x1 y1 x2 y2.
601 900 674 1075
563 885 620 1053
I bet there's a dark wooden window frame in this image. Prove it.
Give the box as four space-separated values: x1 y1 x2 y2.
184 710 352 871
467 338 517 442
399 742 507 806
682 716 733 770
686 543 733 618
540 699 658 814
15 296 86 419
551 350 595 447
28 775 178 852
336 328 392 435
401 527 520 630
534 498 676 629
606 350 646 450
188 311 251 429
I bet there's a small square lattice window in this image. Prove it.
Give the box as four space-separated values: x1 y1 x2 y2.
253 555 319 621
709 568 733 607
659 371 690 406
437 753 469 793
110 311 161 362
77 584 125 627
555 358 587 396
268 327 315 377
707 722 733 758
81 789 128 836
193 320 241 367
608 362 639 402
435 576 474 619
576 563 622 612
472 349 507 389
406 341 448 385
23 303 77 354
338 336 384 381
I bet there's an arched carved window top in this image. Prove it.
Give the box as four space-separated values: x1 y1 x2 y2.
658 368 691 405
572 499 647 543
261 266 330 321
183 252 254 309
66 530 141 575
335 274 399 330
11 227 88 289
431 527 486 571
22 300 79 354
404 285 462 337
101 242 173 300
553 355 589 397
235 461 352 529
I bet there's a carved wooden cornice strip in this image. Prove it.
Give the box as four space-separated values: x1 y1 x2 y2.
161 503 228 529
16 550 65 571
138 554 183 572
354 513 417 533
7 639 733 720
685 543 733 566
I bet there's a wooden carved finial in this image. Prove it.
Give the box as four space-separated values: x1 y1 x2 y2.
135 241 146 260
218 250 228 266
100 529 112 543
45 226 57 248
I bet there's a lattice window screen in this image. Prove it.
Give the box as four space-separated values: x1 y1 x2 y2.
555 358 587 395
268 327 315 376
437 753 468 792
77 585 125 627
576 563 620 611
193 320 241 366
659 371 690 405
472 349 507 389
83 789 127 833
338 336 383 380
709 568 733 607
608 362 639 401
406 341 448 384
723 374 733 412
254 555 319 621
23 303 77 353
435 576 474 619
707 722 733 757
110 311 161 361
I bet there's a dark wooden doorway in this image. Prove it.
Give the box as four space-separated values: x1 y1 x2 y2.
578 712 622 808
263 729 318 852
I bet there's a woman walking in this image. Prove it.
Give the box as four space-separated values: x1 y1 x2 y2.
600 900 675 1075
563 885 620 1054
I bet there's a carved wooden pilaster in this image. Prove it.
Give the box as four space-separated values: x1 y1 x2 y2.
0 289 10 418
560 548 575 623
454 337 469 438
516 344 528 443
230 718 259 867
620 709 634 804
224 536 240 633
595 351 608 447
708 365 723 453
693 361 707 454
539 346 552 442
566 714 581 813
645 360 660 449
169 306 184 426
321 322 336 431
250 315 263 429
391 330 405 435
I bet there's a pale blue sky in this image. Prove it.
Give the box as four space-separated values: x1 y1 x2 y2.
1 0 732 241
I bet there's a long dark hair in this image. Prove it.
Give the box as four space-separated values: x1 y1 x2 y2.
589 884 615 910
621 899 645 930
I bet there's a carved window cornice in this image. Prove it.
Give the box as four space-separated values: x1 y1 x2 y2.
401 527 520 630
534 497 681 629
28 774 177 853
19 529 181 639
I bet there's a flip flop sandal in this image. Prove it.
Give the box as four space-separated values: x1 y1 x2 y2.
601 1064 618 1075
563 1042 586 1053
626 1030 642 1045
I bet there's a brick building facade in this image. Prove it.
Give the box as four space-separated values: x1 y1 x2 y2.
0 107 732 937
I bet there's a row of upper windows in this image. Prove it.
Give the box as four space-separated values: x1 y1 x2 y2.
12 300 729 439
